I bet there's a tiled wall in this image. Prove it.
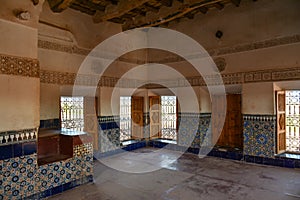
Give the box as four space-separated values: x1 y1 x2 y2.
0 129 37 149
39 119 60 129
243 115 276 157
0 128 93 199
178 113 211 148
97 113 278 159
98 116 120 152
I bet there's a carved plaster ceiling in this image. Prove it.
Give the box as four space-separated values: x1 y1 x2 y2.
47 0 254 30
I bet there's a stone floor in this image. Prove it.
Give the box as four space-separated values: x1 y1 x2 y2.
48 147 300 200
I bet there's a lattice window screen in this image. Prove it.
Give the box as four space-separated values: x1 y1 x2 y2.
120 96 131 141
286 90 300 152
161 96 177 140
60 97 84 131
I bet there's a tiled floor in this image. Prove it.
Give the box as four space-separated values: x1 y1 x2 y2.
48 147 300 200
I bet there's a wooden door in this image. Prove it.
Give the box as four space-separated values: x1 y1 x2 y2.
149 96 161 139
84 97 98 150
131 96 144 139
276 91 286 154
212 94 243 149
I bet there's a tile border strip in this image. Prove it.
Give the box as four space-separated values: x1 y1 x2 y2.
243 114 276 121
40 66 300 87
38 34 300 60
0 54 39 78
0 128 38 146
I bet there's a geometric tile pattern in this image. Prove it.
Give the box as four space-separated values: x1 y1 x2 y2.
40 67 300 88
177 113 201 147
0 54 39 78
177 113 211 148
194 114 212 148
243 115 276 158
0 154 37 199
0 144 93 199
98 116 121 153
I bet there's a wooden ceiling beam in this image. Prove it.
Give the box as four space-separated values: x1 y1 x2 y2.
93 0 152 23
124 0 224 30
47 0 75 12
197 6 208 14
143 4 160 13
161 0 173 7
214 2 224 10
231 0 241 7
185 12 195 19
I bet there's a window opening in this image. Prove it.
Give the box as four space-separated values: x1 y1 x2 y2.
120 96 132 141
161 96 177 140
286 90 300 153
60 96 84 131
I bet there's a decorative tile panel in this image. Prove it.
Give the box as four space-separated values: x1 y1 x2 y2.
243 115 276 157
0 154 37 199
0 143 93 199
0 54 39 78
98 116 121 153
40 66 299 88
177 113 200 147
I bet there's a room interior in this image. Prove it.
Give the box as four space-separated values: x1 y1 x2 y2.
0 0 300 199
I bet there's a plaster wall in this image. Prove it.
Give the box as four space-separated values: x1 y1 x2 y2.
40 83 60 120
170 0 300 50
242 82 274 115
0 74 39 131
0 19 37 58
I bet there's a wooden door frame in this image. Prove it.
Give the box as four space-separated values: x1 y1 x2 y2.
276 90 286 154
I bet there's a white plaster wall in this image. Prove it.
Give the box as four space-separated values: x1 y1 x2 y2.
242 82 274 115
0 75 39 131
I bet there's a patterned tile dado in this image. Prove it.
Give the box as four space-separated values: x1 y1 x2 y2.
98 116 121 153
0 54 39 78
243 114 276 158
0 143 93 199
0 154 37 199
178 113 200 147
0 128 38 146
